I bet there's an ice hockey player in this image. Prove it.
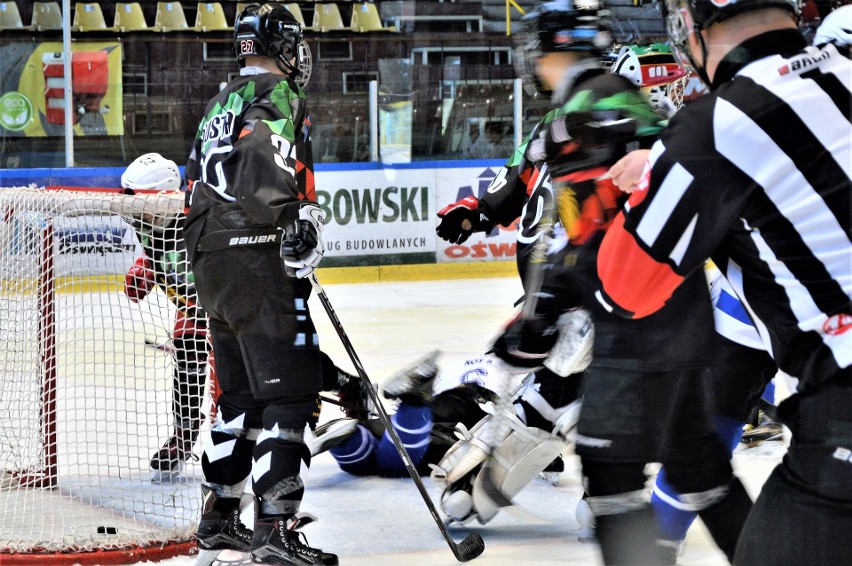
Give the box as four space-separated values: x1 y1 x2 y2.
183 3 335 565
484 1 755 564
597 0 852 561
312 336 588 527
609 43 688 119
120 152 209 482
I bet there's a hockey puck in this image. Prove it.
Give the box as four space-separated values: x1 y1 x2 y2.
96 526 118 535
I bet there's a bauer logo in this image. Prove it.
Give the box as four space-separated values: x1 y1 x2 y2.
0 92 33 132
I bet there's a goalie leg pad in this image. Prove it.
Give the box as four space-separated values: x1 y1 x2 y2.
471 426 570 524
432 415 506 485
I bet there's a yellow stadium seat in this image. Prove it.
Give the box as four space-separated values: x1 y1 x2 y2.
32 1 64 31
0 1 30 30
312 3 350 32
114 2 152 31
74 2 117 32
195 2 230 31
154 1 199 32
350 2 396 32
284 3 315 31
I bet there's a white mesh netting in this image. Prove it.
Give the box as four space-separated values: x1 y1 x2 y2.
0 186 208 562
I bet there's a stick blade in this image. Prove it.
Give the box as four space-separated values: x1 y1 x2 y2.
454 532 485 562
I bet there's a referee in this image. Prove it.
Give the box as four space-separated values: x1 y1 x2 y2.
598 0 852 563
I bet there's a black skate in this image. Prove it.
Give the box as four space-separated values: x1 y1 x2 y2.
537 454 564 486
197 485 253 553
382 350 441 406
740 416 784 447
251 514 338 565
334 374 374 420
310 418 359 456
151 426 199 481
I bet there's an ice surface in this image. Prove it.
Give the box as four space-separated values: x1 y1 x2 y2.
89 276 786 565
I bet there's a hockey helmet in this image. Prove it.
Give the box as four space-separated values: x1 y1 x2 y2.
663 0 799 83
121 153 181 191
611 43 689 113
234 2 312 87
513 0 613 95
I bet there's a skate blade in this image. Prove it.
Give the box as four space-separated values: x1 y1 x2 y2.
196 549 253 566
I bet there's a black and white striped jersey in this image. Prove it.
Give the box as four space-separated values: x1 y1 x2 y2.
598 30 851 393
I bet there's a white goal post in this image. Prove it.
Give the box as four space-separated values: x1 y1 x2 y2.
0 185 211 564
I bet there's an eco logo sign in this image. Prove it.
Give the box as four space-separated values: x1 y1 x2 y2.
0 92 33 131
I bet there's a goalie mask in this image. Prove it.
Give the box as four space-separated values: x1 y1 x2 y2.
611 43 688 116
513 0 613 96
121 153 181 191
234 3 313 87
663 0 799 86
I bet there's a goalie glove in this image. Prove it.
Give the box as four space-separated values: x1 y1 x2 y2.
124 255 156 303
281 203 325 279
436 196 494 244
489 314 561 372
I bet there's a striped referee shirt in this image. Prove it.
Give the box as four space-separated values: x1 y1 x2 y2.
597 30 852 393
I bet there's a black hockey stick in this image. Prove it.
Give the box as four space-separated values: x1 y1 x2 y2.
308 273 486 562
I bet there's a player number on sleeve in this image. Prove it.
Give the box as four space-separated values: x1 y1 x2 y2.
271 135 297 177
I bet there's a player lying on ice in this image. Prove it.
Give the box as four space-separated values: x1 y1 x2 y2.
312 308 593 527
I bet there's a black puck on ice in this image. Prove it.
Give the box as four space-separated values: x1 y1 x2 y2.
96 526 118 535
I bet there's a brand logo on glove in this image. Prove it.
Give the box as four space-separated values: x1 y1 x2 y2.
228 234 278 246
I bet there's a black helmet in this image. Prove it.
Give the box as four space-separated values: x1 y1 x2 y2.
234 3 312 86
663 0 798 85
513 0 613 95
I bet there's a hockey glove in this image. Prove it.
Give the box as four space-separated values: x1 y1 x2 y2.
525 112 597 164
281 203 325 279
124 255 156 303
489 313 561 371
436 196 494 244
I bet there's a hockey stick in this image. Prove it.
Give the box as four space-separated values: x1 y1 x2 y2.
308 273 486 563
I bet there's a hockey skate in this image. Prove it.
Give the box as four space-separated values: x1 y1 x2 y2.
251 514 338 565
150 426 199 482
740 413 783 447
310 418 359 456
196 486 253 553
334 375 376 420
382 349 441 406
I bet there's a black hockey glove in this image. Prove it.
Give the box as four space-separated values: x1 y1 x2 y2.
525 112 597 164
281 203 325 278
489 313 561 371
436 196 494 244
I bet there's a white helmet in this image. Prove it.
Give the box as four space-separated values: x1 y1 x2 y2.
121 153 181 191
813 5 852 48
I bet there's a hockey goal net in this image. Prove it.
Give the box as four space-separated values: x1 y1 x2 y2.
0 185 208 564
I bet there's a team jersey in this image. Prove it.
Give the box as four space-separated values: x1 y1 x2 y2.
185 67 314 230
598 31 852 392
480 110 557 283
523 64 716 370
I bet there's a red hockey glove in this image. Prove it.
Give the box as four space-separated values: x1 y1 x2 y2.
124 255 155 303
436 196 494 245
